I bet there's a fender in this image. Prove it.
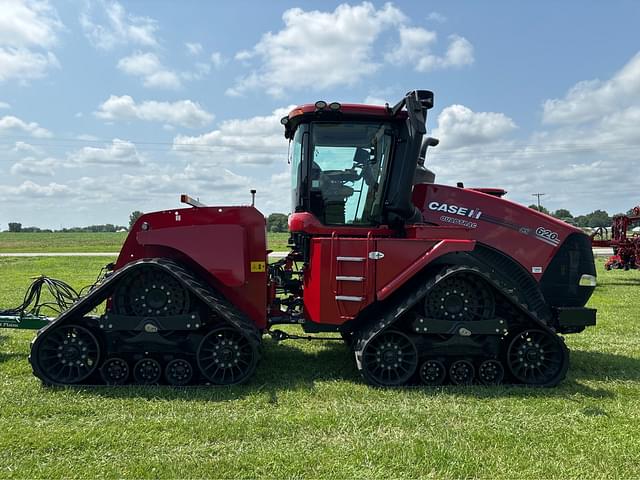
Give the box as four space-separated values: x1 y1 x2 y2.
376 239 475 301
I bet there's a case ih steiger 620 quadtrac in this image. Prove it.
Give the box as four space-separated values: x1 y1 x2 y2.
9 90 598 387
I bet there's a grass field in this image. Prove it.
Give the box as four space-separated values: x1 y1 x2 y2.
0 232 291 253
1 257 639 478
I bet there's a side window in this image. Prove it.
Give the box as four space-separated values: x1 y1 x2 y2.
290 127 304 212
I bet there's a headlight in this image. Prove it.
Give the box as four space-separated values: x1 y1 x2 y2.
579 274 597 287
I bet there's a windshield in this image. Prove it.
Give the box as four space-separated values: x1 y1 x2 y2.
309 122 393 225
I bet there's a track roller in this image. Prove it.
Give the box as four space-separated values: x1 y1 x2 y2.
133 358 162 384
478 359 504 385
419 359 446 386
165 359 193 386
449 360 475 385
100 357 130 385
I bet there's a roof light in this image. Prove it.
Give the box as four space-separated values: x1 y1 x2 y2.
329 102 341 111
315 100 327 110
280 116 289 125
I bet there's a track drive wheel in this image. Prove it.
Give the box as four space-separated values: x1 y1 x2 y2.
33 324 101 384
419 359 447 386
196 327 258 385
506 329 569 386
361 330 418 386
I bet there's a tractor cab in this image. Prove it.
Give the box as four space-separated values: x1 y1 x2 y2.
282 91 434 231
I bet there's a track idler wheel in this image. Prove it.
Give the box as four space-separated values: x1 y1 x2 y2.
506 329 568 386
419 359 446 386
361 330 418 386
165 359 193 386
478 359 504 385
197 327 258 385
449 360 475 385
100 357 130 385
133 358 162 384
33 324 101 384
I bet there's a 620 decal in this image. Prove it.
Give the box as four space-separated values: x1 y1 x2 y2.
535 226 560 245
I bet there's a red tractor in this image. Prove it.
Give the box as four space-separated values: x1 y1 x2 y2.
29 91 597 387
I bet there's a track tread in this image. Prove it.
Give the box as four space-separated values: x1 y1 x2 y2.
353 264 567 387
30 258 261 386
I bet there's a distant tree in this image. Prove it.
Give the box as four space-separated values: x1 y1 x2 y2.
8 222 22 232
574 210 612 228
267 213 289 232
552 209 573 219
129 211 144 230
528 204 549 215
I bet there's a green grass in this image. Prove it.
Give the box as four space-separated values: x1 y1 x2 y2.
1 257 639 478
0 232 291 253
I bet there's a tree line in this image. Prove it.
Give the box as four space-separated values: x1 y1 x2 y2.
5 211 144 233
527 205 633 228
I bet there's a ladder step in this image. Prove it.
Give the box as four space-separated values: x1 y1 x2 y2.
335 295 364 302
336 256 365 262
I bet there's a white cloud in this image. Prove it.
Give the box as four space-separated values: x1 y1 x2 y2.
3 180 70 198
10 156 57 176
80 0 158 50
67 138 144 166
172 106 291 165
185 42 202 56
0 0 63 83
432 105 517 149
0 115 52 138
0 0 62 47
386 27 474 72
0 102 10 109
95 95 214 128
117 52 181 89
227 2 405 97
12 141 43 154
542 52 640 125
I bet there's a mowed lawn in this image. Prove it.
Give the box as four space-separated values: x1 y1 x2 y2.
1 256 639 478
0 232 291 253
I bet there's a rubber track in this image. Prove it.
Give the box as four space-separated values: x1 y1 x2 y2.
353 264 566 383
30 258 261 385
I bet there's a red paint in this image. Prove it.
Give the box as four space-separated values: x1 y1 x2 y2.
376 239 475 301
413 183 582 280
116 206 268 329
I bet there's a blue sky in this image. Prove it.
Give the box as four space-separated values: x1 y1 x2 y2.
1 0 639 228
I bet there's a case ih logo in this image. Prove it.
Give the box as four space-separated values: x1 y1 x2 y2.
428 201 483 219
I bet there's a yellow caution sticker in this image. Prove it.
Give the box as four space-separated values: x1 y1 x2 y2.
250 261 266 272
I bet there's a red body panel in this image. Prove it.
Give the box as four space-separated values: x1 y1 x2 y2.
116 206 268 329
413 183 582 280
301 234 475 327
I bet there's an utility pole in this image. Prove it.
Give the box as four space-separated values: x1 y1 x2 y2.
531 193 546 211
